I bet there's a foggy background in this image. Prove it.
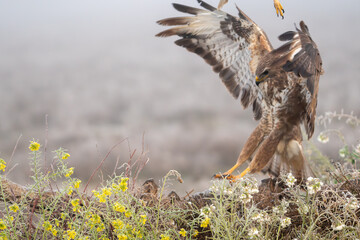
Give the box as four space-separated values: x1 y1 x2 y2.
0 0 359 194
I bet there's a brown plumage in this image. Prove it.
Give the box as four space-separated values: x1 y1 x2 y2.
156 0 323 181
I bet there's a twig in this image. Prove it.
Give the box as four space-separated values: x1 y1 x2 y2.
133 157 150 190
7 134 22 166
184 189 195 199
44 114 49 175
83 138 128 193
28 197 39 232
125 138 136 178
125 149 136 178
112 155 121 178
5 163 19 177
132 132 149 189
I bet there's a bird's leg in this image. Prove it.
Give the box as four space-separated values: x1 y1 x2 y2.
217 0 228 10
226 125 285 181
220 167 250 181
213 123 266 180
248 128 284 173
273 0 285 19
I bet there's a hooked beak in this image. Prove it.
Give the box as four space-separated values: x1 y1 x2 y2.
255 76 261 86
255 75 268 86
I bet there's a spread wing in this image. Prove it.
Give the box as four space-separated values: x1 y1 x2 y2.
156 0 273 120
278 21 323 138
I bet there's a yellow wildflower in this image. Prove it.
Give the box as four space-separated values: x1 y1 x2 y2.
112 182 119 191
0 163 5 172
132 228 143 238
52 229 58 236
125 223 131 230
119 178 129 192
160 234 170 240
43 221 52 231
102 187 112 196
125 210 132 218
179 228 187 237
73 179 81 189
29 140 40 151
71 199 80 212
71 199 79 207
140 214 147 225
66 229 76 239
62 153 70 160
121 177 129 182
9 203 19 213
117 234 128 240
92 190 99 197
112 219 124 230
90 214 101 224
200 216 210 228
98 195 106 203
0 158 6 172
193 230 199 237
119 182 127 191
65 167 74 178
113 202 126 213
92 188 111 203
97 223 105 232
73 205 80 212
0 219 6 230
67 186 73 195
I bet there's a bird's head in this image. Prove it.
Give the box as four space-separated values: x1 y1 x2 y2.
255 69 270 86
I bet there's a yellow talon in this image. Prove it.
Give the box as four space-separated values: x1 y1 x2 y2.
273 0 285 19
213 166 251 182
216 167 251 182
240 167 251 178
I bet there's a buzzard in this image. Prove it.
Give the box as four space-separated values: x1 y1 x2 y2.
218 0 285 18
156 0 323 181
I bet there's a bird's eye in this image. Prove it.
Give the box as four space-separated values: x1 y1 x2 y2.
263 70 269 75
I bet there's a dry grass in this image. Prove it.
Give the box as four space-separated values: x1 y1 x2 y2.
1 157 360 239
0 113 359 239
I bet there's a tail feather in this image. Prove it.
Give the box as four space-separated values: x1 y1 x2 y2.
262 139 314 182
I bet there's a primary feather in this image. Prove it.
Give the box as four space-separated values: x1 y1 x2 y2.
156 0 273 120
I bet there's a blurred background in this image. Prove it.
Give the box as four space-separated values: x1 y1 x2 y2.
0 0 359 194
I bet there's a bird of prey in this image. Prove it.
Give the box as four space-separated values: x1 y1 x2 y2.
156 0 323 181
218 0 285 18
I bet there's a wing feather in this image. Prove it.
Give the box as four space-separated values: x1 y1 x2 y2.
156 0 273 120
278 21 323 138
